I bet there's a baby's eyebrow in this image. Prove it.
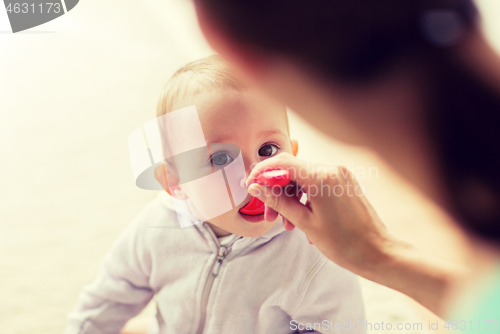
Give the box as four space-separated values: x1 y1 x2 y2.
208 129 287 144
258 129 287 138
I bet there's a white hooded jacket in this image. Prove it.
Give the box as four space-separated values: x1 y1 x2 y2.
64 192 366 334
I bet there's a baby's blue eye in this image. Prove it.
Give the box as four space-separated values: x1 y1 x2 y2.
211 153 234 166
259 144 279 157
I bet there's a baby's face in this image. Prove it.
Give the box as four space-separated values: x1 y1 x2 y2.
171 89 292 237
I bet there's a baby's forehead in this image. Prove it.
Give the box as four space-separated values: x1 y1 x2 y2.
194 90 288 131
162 89 289 149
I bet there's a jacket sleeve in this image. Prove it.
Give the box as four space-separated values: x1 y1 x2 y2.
64 212 154 334
289 258 367 334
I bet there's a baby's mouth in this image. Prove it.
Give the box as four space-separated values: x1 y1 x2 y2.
238 197 265 216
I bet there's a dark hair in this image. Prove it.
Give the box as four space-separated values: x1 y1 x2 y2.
196 0 477 81
197 0 500 243
429 54 500 242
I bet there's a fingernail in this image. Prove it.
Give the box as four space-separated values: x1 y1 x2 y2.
248 184 260 196
246 177 255 187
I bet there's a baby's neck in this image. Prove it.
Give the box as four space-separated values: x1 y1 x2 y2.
207 222 232 237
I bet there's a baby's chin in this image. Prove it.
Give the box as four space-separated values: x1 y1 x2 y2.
209 210 280 237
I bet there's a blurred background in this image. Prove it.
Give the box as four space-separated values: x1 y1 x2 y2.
1 1 500 333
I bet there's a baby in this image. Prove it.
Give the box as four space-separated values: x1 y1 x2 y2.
64 55 366 334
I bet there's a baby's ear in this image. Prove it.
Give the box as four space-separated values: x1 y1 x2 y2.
154 162 188 200
291 139 299 156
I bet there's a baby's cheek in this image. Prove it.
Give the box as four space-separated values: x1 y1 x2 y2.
180 174 234 220
214 207 240 224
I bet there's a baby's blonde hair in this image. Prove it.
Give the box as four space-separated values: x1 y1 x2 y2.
156 55 289 136
157 55 246 117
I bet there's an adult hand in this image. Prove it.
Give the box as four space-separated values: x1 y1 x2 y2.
247 153 465 316
246 153 392 276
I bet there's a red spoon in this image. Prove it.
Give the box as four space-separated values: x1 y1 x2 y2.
239 169 291 216
238 196 265 215
255 169 290 187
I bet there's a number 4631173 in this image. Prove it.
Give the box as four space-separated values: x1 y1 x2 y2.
6 3 62 14
444 320 499 331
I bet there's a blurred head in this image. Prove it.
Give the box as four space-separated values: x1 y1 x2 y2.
194 0 478 142
195 0 477 78
193 1 500 244
154 55 297 237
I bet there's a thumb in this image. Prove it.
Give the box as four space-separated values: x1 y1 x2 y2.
248 183 311 227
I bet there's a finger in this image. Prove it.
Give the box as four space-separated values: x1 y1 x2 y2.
246 153 316 189
266 183 302 222
264 205 279 222
246 153 305 185
248 183 311 228
283 217 295 231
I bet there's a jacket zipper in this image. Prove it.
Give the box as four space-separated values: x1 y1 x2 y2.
196 226 232 334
